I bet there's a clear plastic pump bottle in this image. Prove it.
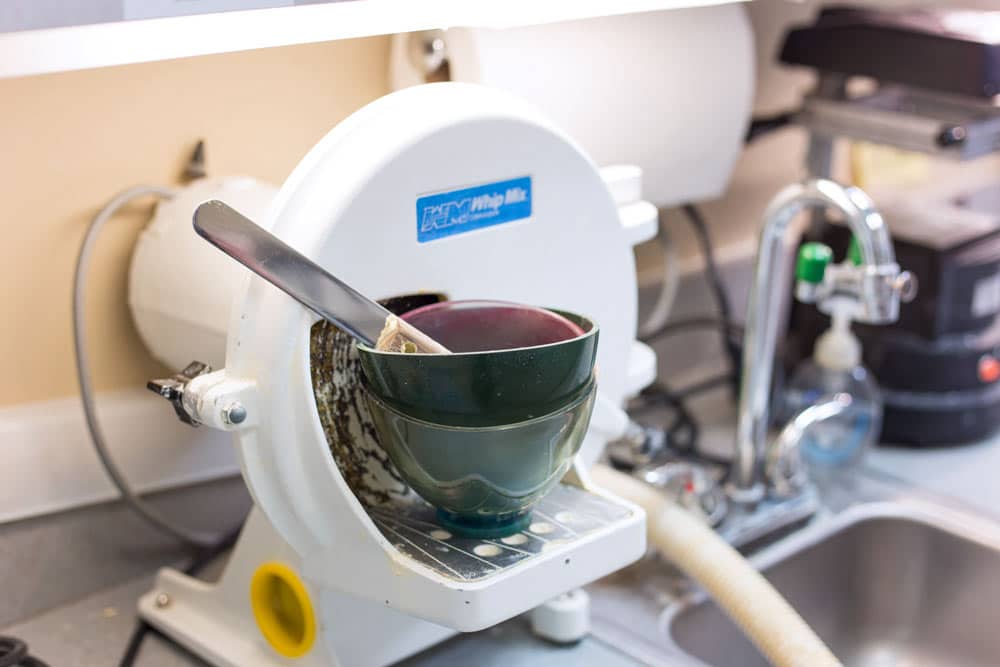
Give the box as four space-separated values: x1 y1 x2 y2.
783 298 883 489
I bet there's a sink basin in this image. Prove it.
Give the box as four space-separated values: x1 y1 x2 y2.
665 503 1000 666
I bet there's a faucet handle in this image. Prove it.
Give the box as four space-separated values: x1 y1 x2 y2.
796 242 834 283
794 242 833 304
766 393 852 498
853 233 918 304
891 270 918 303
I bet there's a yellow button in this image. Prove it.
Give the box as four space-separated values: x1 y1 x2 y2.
249 561 317 658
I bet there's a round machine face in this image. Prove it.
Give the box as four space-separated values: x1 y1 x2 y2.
224 83 640 565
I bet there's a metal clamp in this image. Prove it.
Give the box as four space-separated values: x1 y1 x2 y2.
147 361 212 426
606 421 668 471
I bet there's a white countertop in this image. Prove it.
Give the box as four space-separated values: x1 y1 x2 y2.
869 433 1000 521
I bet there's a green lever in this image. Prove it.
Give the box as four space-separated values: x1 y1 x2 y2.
848 235 863 266
796 242 833 284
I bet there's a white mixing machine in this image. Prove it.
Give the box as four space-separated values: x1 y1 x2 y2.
130 82 664 666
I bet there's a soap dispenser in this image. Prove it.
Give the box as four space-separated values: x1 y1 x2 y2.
783 243 883 489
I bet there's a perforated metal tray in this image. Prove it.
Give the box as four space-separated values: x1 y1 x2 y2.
369 484 634 582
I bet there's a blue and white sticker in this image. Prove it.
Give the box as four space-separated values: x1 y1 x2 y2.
416 176 532 243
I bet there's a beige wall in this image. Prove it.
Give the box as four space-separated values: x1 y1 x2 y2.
1 37 390 406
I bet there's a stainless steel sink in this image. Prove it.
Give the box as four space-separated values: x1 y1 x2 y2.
590 495 1000 667
666 502 1000 667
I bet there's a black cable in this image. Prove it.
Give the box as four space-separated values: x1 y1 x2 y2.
118 519 246 667
0 637 27 667
638 382 699 453
680 204 744 394
118 622 150 667
745 111 797 143
630 372 735 413
631 378 734 471
680 204 741 372
0 636 48 667
672 373 735 401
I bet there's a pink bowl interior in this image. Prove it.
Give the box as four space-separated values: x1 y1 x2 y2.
400 300 584 353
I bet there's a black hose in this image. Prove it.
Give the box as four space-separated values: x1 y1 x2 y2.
0 636 48 667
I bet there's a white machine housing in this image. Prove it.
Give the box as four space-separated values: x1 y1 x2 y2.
133 83 664 666
390 5 755 207
130 177 279 371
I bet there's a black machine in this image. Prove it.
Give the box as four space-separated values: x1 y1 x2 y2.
780 6 1000 100
780 6 1000 446
788 204 1000 446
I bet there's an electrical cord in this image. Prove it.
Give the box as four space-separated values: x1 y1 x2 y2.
0 636 48 667
118 519 246 667
680 204 742 382
638 319 743 471
73 185 218 549
629 375 735 470
671 373 735 401
627 108 801 475
744 111 797 143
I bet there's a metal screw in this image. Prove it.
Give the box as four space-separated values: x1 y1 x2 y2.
407 30 448 76
893 271 918 303
154 592 171 609
224 401 247 425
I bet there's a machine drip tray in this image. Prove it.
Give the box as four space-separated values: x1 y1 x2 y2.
368 484 634 582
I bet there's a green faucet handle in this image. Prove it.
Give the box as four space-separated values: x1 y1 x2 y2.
848 235 863 266
796 242 833 284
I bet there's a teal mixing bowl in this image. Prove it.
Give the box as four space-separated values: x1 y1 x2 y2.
363 378 596 538
357 304 598 427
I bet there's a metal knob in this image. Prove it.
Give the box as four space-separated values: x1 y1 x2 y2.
796 242 834 284
640 462 728 527
606 421 668 470
407 30 448 77
892 270 918 303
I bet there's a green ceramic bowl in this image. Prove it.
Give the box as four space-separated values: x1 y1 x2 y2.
357 306 598 428
363 378 596 537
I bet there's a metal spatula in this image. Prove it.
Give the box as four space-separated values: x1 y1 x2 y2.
192 200 449 354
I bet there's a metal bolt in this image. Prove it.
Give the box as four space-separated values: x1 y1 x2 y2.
893 271 918 303
154 592 171 609
407 30 448 76
224 401 247 425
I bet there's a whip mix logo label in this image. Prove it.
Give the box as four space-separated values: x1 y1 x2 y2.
416 176 532 243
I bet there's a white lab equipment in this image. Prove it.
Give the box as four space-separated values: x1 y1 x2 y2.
390 5 755 207
129 82 668 666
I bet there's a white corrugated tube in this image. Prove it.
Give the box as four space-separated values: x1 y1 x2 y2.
590 465 842 667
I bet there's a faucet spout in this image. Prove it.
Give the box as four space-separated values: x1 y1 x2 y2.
730 179 906 502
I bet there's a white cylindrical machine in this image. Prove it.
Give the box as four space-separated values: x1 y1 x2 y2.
129 176 279 371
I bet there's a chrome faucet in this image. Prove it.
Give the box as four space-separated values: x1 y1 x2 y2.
730 179 914 504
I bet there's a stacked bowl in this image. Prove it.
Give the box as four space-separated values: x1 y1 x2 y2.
357 300 599 538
